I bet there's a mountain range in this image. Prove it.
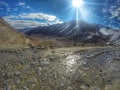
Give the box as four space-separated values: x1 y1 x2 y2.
25 20 120 46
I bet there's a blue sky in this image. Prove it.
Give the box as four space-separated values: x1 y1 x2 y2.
0 0 107 20
0 0 119 29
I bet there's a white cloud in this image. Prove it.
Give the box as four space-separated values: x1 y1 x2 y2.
4 13 63 23
0 1 11 12
4 19 47 29
3 13 63 29
110 7 120 19
13 8 18 11
0 1 9 7
4 15 19 19
102 5 120 28
26 6 31 9
4 13 61 22
7 8 10 12
102 6 120 20
0 8 3 10
19 2 26 6
19 13 57 21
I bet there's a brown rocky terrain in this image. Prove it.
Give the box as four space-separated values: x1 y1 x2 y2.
0 18 56 50
0 46 120 90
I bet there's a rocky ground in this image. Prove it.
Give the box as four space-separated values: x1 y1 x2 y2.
0 46 120 90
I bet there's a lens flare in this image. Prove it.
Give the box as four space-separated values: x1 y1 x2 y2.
72 0 84 8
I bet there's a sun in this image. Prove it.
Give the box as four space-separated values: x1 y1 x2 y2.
72 0 84 8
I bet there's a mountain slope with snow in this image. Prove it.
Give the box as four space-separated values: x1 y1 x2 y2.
26 20 112 45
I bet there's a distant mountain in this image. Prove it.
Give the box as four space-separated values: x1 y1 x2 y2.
100 28 120 45
25 20 110 44
0 17 50 49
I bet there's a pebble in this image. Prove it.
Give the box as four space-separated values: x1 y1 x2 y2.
40 59 50 66
4 85 11 90
67 86 73 90
15 79 20 84
23 86 29 90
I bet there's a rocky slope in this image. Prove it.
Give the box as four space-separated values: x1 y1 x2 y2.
0 18 56 50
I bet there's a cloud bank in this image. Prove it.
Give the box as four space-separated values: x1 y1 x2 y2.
3 13 63 30
102 3 120 28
